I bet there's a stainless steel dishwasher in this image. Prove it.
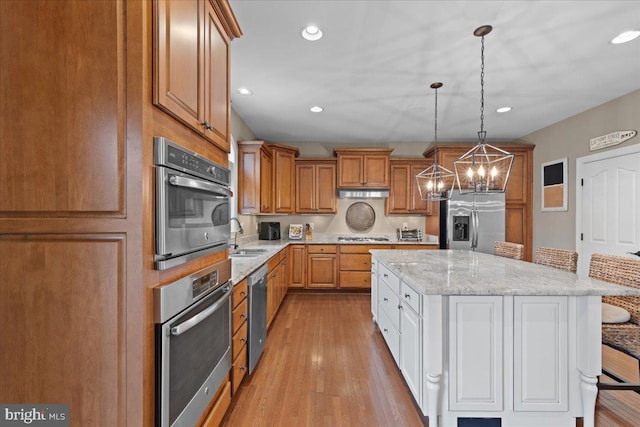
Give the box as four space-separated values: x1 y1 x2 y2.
248 264 268 374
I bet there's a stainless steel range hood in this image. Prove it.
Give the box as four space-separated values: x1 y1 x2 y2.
337 188 389 198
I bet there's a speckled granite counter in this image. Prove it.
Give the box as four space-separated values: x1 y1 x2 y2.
370 249 640 296
230 234 438 284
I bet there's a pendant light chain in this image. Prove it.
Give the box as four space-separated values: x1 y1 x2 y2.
479 34 485 138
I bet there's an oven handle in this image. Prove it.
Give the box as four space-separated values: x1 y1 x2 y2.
169 174 232 197
170 285 232 336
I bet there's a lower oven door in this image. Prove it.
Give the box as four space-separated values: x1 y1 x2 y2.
156 166 231 259
157 282 232 427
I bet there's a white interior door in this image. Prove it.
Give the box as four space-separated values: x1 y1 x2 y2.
576 144 640 276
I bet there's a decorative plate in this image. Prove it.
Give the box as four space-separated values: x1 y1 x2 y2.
345 202 376 232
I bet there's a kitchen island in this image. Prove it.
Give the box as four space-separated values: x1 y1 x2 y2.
370 249 640 427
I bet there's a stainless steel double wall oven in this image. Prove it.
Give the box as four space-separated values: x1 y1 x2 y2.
155 259 232 427
154 137 231 270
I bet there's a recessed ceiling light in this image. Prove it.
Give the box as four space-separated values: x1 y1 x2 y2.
310 106 323 113
301 25 323 41
611 30 640 44
236 87 253 96
496 106 512 113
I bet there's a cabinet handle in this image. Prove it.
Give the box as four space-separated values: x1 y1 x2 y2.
383 328 388 333
398 304 403 310
383 274 388 278
404 293 411 299
240 366 246 371
240 313 246 319
240 337 246 343
240 291 246 296
383 297 388 302
201 120 213 130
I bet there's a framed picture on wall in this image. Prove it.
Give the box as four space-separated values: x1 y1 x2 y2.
541 158 568 211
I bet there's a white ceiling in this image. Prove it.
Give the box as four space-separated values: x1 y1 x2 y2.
229 1 640 144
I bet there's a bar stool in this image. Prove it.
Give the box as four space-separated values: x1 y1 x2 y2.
494 241 524 261
534 247 578 273
589 253 640 393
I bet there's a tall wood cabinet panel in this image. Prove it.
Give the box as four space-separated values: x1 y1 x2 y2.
0 235 127 424
0 0 125 215
423 144 535 261
154 0 241 153
295 159 337 214
334 148 393 188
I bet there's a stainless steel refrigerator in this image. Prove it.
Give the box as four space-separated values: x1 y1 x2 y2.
439 192 505 254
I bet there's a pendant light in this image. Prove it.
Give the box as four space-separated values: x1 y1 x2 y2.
454 25 514 194
415 82 455 201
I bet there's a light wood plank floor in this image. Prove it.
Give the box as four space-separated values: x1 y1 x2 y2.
222 294 640 427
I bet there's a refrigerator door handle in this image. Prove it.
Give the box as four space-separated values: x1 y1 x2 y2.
472 209 479 250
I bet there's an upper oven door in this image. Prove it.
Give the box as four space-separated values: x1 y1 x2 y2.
156 166 231 258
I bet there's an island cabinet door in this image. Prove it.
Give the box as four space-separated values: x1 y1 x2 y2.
448 296 504 411
513 296 568 412
400 301 422 404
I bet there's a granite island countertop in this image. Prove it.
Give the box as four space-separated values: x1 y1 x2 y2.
370 249 640 296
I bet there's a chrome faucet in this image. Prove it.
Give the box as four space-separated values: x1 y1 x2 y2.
230 217 244 250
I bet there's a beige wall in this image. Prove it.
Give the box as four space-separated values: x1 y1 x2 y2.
518 89 640 254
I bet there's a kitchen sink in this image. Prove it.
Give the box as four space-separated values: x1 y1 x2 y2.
229 248 269 257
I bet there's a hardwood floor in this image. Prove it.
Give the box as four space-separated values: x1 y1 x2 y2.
222 293 640 427
222 293 425 427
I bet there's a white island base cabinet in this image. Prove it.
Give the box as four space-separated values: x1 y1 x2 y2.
373 261 603 427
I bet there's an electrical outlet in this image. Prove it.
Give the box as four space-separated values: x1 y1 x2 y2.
402 222 408 230
309 222 314 230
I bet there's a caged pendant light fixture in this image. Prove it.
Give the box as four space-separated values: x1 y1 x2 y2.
415 82 455 201
454 25 514 195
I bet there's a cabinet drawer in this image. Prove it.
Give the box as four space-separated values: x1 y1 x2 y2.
401 282 421 315
232 346 248 395
379 281 400 331
379 263 400 294
200 380 231 427
232 298 247 334
339 244 392 254
339 271 371 288
232 321 247 360
340 253 371 271
307 244 337 254
378 307 400 366
233 279 248 308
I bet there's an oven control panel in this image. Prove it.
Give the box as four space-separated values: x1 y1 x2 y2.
192 270 218 299
155 136 230 186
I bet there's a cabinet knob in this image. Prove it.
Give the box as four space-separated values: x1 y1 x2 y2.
240 291 246 296
383 328 388 333
201 120 213 130
383 274 388 278
240 366 246 371
240 313 246 319
404 293 411 299
240 337 246 343
398 304 403 310
383 297 388 302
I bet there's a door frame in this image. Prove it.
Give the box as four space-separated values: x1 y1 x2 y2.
575 142 640 275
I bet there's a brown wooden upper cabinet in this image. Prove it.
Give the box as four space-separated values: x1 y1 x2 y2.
387 159 433 215
271 144 300 214
238 141 299 214
423 144 535 261
334 148 394 188
154 0 242 153
295 159 337 214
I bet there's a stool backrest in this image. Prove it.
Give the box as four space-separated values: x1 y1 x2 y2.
535 247 578 273
494 241 524 261
589 254 640 325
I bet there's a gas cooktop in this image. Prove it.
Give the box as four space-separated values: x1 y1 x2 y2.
337 236 390 242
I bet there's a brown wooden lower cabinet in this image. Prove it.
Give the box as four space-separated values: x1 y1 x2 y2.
307 245 338 288
197 378 231 427
267 248 289 328
289 244 306 288
231 278 248 395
